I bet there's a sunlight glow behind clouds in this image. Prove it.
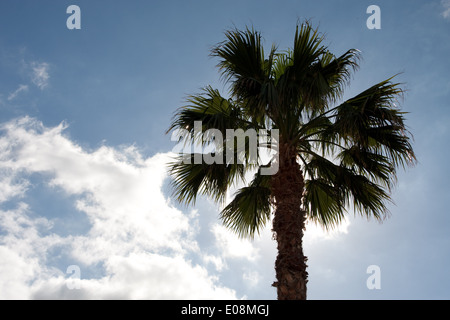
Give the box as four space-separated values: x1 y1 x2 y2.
212 224 260 261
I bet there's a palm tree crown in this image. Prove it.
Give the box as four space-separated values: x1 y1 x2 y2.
167 22 415 299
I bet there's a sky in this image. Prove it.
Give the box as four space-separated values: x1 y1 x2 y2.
0 0 449 300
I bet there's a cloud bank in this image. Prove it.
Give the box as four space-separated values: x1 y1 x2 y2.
0 117 240 299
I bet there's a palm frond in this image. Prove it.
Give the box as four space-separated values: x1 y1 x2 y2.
303 151 391 229
337 145 394 188
167 86 247 139
336 168 391 221
211 27 266 96
212 26 266 83
331 77 416 168
304 178 345 228
220 170 272 238
290 22 327 77
275 23 327 108
307 49 360 109
168 153 245 205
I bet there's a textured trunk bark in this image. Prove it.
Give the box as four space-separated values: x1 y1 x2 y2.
271 143 308 300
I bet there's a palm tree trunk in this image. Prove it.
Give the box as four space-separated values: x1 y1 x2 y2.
271 143 308 300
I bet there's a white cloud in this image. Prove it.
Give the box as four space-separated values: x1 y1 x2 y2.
242 270 260 288
7 84 28 101
442 0 450 19
304 217 350 243
212 224 259 261
29 253 236 300
0 56 50 105
0 174 29 203
0 203 66 299
30 62 50 89
0 117 237 299
203 254 226 272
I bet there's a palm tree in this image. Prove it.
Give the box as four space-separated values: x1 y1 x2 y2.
166 22 416 300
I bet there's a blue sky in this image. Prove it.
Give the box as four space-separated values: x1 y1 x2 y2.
0 0 449 299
